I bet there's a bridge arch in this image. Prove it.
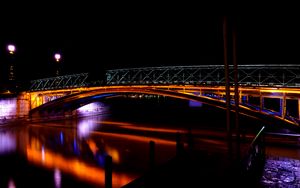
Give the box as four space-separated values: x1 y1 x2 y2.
29 87 299 128
29 88 223 116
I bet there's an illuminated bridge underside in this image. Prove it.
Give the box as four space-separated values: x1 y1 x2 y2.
29 87 297 127
106 64 300 87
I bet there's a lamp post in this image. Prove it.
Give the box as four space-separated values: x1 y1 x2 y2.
7 44 16 81
54 53 61 76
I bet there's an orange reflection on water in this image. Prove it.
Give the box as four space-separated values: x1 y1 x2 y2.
26 140 135 187
119 125 186 134
91 131 176 145
100 121 133 126
86 139 120 164
86 139 98 156
99 121 187 134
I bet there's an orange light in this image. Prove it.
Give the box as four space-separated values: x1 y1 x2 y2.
26 142 134 187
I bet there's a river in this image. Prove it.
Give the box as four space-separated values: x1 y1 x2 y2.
0 94 296 187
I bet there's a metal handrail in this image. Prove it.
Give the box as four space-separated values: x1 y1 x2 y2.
241 125 266 176
250 126 265 146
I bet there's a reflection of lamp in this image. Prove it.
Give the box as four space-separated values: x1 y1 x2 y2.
54 53 61 76
0 132 16 154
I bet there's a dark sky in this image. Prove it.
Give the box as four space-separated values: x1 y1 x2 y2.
1 4 299 82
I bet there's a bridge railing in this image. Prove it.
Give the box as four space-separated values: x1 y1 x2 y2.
28 65 300 90
30 73 89 91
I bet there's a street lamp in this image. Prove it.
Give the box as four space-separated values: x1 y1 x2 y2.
54 53 62 76
7 44 16 81
7 44 16 54
54 53 61 62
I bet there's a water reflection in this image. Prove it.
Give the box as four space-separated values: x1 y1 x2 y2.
78 118 101 138
0 114 177 187
26 139 133 187
0 132 16 154
8 178 16 188
54 168 61 188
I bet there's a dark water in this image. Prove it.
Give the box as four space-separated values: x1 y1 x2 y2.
0 95 287 188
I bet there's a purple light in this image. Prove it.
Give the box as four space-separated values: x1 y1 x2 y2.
76 102 104 116
54 53 61 62
78 118 100 138
189 100 203 107
76 102 105 137
0 98 17 118
42 146 45 161
7 44 16 54
8 178 16 188
0 132 16 154
54 168 61 188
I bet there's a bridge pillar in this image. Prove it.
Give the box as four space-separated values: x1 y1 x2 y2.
239 92 242 104
280 94 287 118
259 96 264 111
298 99 300 120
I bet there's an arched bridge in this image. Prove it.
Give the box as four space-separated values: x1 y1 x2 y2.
29 86 297 127
27 64 300 127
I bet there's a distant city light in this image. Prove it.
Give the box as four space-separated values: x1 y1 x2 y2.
54 53 61 62
7 44 16 54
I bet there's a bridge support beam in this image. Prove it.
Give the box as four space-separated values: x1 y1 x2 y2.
238 92 242 104
259 96 264 112
199 89 202 96
280 94 287 118
298 99 300 120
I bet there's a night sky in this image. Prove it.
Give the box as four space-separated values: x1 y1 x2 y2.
1 4 299 82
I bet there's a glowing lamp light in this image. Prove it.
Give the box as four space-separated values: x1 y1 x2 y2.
7 44 16 54
54 53 61 62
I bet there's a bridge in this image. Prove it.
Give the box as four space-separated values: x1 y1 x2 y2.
2 64 300 186
18 64 298 127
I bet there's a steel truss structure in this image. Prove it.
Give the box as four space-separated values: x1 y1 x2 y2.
30 73 89 91
106 65 300 87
